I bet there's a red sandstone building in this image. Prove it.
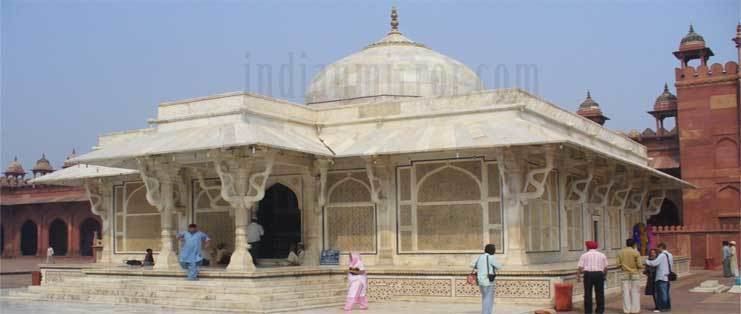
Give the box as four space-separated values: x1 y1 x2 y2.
578 25 740 267
1 152 101 258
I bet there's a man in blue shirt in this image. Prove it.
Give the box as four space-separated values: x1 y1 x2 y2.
177 224 210 280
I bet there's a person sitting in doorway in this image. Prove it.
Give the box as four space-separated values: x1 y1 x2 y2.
280 243 305 266
214 243 231 266
246 218 264 261
143 248 155 266
46 246 55 264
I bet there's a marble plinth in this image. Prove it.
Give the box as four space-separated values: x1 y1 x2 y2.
689 280 730 293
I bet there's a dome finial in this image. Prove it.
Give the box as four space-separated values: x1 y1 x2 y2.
586 90 592 99
689 24 694 33
389 6 400 34
663 82 669 92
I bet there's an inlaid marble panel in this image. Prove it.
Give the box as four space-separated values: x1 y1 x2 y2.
326 206 375 252
417 204 482 250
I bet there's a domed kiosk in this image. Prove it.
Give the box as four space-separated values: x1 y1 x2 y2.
306 7 483 106
29 7 692 312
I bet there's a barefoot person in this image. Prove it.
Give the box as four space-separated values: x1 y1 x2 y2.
344 252 368 312
177 224 210 281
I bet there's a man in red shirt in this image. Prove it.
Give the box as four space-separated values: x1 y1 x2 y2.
577 241 608 314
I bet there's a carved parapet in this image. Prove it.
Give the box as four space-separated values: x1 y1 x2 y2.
675 61 739 85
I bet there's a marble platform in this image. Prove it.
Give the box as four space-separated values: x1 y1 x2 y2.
689 280 730 293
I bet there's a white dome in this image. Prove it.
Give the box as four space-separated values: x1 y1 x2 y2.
306 27 483 105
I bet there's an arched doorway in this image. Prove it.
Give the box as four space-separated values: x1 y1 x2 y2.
79 218 101 256
20 220 38 256
647 199 680 227
48 219 68 256
255 183 301 259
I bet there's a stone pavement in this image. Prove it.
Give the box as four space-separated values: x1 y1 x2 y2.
563 270 740 314
0 299 538 314
1 256 94 289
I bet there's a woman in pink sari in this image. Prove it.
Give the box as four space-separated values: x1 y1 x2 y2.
344 252 368 312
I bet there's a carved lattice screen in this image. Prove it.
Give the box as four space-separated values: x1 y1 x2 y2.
397 158 503 253
324 170 376 253
193 179 235 253
113 182 161 252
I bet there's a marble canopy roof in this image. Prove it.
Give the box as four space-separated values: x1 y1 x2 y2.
67 88 692 189
29 164 138 186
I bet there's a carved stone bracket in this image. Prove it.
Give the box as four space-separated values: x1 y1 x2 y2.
136 158 185 214
314 158 333 211
84 180 112 232
589 163 617 211
519 146 556 202
611 181 633 213
568 164 594 204
192 168 231 211
213 150 276 211
624 178 649 214
644 189 667 218
364 156 389 205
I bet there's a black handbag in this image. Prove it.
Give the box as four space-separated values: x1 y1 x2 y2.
486 255 496 282
664 253 677 282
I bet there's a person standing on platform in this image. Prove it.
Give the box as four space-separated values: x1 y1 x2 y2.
722 241 732 277
617 239 642 314
45 246 55 264
177 224 210 281
471 244 501 314
645 242 673 312
730 241 739 277
143 248 155 266
577 241 608 314
344 252 368 312
246 218 264 262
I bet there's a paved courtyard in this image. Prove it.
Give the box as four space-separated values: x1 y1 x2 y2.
0 259 738 314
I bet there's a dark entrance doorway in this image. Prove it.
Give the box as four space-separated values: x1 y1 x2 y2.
49 219 68 256
20 220 38 256
255 183 301 259
647 199 680 227
79 218 101 256
1 225 4 255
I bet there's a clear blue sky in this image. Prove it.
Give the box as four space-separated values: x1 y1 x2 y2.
2 0 739 170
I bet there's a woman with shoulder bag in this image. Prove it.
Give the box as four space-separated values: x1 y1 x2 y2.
470 244 502 314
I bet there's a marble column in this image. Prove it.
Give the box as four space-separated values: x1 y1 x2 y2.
213 149 275 272
366 156 394 265
138 159 183 270
498 148 527 265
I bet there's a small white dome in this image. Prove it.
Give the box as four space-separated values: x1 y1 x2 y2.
306 9 483 105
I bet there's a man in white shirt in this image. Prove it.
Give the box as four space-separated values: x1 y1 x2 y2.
645 243 673 312
46 246 55 264
246 218 264 261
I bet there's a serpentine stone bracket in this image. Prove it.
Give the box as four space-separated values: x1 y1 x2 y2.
137 158 184 214
364 156 389 205
624 178 649 214
611 179 633 213
568 164 594 204
84 179 112 232
590 163 617 209
519 146 556 203
314 158 333 210
213 150 276 212
192 168 231 211
644 189 667 218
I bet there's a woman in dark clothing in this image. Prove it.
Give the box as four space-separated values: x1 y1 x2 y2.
644 248 659 310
